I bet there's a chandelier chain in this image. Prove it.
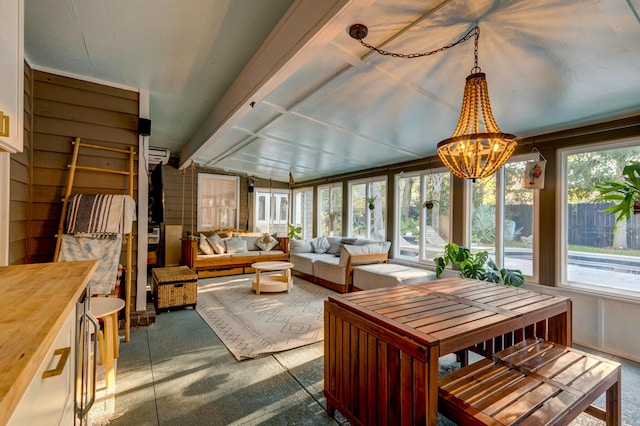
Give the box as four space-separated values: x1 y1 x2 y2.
355 25 479 63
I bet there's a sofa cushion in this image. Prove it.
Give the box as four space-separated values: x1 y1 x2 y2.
338 242 390 267
239 235 261 251
290 239 312 253
225 236 247 254
198 253 231 260
199 234 214 255
207 233 226 254
314 256 347 285
353 264 436 290
290 252 319 275
255 233 278 251
311 236 330 254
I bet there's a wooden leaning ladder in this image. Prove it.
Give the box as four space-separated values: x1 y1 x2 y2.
53 137 135 342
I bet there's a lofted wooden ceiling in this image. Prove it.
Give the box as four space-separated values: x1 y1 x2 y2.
25 0 640 183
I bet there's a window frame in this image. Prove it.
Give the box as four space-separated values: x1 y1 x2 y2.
197 173 239 231
557 136 640 299
393 167 452 263
347 175 388 240
292 186 314 240
253 187 289 235
317 182 343 237
464 153 540 282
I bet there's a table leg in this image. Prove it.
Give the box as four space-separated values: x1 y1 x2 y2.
103 315 116 388
286 269 291 293
111 312 119 359
255 270 261 295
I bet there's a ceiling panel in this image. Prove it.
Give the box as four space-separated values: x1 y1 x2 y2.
24 0 640 183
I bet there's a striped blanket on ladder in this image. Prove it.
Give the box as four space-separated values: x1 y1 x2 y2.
66 193 136 236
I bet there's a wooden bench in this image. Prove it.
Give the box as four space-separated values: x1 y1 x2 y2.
439 338 621 425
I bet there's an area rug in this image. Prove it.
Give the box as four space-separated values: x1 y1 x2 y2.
196 274 335 361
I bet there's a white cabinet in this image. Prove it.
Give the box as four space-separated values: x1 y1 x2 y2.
0 0 24 153
8 308 76 426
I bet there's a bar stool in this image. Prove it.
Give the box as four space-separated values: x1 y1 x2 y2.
90 297 125 388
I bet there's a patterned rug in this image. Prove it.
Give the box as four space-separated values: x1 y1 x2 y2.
196 274 336 361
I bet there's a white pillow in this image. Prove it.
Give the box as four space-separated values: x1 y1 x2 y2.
199 234 214 255
289 239 312 253
256 233 278 251
310 236 330 254
225 236 248 254
207 233 226 254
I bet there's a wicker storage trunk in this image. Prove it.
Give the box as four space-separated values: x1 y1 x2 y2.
152 266 198 312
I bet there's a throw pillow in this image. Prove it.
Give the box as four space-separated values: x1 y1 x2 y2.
289 239 312 253
310 235 330 254
199 234 214 255
255 233 278 251
206 233 226 254
335 237 357 256
326 237 342 254
225 236 248 254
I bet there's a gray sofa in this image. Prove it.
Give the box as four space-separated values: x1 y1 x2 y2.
289 236 390 293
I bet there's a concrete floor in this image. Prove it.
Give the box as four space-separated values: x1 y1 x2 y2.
107 304 640 425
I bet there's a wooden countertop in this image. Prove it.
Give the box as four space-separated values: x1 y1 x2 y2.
0 260 98 425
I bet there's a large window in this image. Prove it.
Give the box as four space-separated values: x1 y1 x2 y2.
197 174 239 231
318 183 342 237
395 168 451 262
292 187 314 240
468 155 538 279
348 177 387 240
254 188 288 236
559 140 640 297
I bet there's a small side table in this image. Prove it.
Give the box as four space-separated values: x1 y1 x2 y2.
251 261 294 294
90 297 125 388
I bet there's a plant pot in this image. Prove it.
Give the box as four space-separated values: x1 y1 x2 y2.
424 201 434 210
635 202 640 215
368 203 375 211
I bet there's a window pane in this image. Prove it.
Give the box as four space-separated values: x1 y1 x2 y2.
424 171 450 260
397 175 420 259
258 195 266 221
293 187 313 240
197 174 238 230
319 184 342 236
470 175 496 253
351 183 366 238
370 179 387 241
565 144 640 294
504 161 534 276
350 178 387 240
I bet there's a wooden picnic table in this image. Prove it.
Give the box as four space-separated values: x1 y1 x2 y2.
323 277 572 425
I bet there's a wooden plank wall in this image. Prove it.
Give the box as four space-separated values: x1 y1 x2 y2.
28 70 140 302
8 62 33 264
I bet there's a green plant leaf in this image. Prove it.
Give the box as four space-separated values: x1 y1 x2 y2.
501 268 524 287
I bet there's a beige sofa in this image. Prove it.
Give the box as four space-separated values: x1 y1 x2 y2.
181 232 289 278
289 236 391 293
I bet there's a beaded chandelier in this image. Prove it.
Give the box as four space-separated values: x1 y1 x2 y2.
349 24 516 181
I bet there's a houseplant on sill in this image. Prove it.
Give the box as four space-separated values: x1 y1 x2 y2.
366 195 377 211
434 243 524 287
594 163 640 229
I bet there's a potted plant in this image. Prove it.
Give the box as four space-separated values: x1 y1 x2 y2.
287 223 302 240
366 195 377 211
434 243 524 287
594 163 640 229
